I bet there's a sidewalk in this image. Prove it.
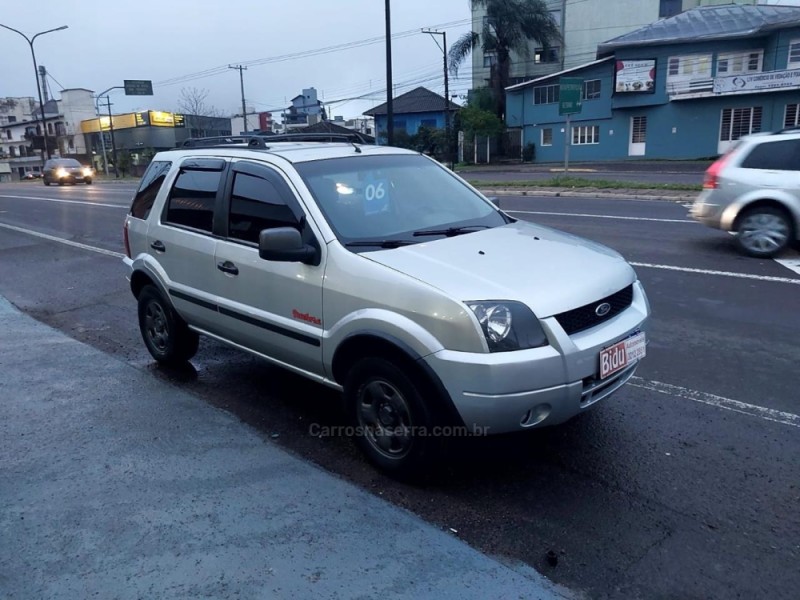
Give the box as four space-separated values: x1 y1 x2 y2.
0 296 571 600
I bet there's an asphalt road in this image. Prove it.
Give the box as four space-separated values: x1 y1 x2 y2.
1 181 798 599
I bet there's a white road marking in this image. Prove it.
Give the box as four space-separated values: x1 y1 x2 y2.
0 194 126 209
630 261 800 284
630 377 800 429
506 209 694 224
0 222 125 258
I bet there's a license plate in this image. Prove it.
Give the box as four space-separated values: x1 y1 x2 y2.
600 332 646 379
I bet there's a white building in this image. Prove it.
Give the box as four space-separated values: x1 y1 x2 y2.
0 88 95 180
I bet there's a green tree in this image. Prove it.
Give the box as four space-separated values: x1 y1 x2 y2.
115 149 132 178
449 0 561 120
458 103 505 140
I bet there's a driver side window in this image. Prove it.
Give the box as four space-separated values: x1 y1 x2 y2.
228 171 299 244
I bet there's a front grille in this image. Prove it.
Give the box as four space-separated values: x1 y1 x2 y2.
554 284 633 335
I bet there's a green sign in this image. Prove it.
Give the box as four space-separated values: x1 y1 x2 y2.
559 77 583 116
124 80 153 96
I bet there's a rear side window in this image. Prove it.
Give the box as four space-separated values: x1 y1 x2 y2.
165 169 222 233
228 172 299 244
130 161 172 219
740 139 800 171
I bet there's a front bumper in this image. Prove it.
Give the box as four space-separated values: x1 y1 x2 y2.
423 281 649 435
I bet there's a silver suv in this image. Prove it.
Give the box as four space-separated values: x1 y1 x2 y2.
691 129 800 257
123 137 650 475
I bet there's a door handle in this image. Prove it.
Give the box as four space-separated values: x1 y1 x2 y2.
217 261 239 276
150 240 165 252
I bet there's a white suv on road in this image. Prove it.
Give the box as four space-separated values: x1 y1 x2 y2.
691 129 800 257
123 136 650 475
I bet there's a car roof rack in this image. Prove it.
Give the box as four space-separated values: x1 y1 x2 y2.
263 132 370 144
180 135 269 148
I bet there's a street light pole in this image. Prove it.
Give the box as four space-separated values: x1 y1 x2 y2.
385 0 394 146
423 29 451 166
0 24 68 164
95 86 123 176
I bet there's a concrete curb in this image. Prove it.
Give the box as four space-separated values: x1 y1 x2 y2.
476 187 696 203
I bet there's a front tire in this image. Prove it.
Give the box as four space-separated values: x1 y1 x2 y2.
84 178 92 185
43 179 50 186
735 206 792 258
137 285 199 365
344 357 442 478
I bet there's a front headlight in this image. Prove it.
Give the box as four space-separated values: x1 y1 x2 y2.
56 168 68 177
466 301 548 352
82 167 92 176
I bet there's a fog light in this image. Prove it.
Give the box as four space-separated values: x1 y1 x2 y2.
520 403 551 427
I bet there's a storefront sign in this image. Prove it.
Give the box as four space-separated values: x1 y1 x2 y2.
615 60 656 93
714 69 800 94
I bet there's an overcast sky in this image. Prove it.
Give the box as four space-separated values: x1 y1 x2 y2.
0 0 472 120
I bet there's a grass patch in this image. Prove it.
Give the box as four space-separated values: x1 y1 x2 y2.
469 176 702 192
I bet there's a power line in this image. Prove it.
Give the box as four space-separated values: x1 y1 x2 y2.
155 18 471 88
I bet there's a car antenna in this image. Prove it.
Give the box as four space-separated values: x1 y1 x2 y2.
350 139 362 153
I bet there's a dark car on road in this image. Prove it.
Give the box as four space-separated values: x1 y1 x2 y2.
42 158 93 186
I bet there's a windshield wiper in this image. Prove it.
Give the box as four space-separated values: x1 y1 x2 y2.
345 240 417 249
412 225 491 237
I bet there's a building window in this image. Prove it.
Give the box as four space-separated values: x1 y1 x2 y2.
392 119 407 130
9 147 16 157
533 84 559 105
582 80 601 100
8 116 16 123
483 51 497 68
785 104 800 128
541 128 553 147
789 39 800 68
667 54 713 95
549 10 562 29
659 0 682 18
632 117 647 144
572 125 600 145
534 47 560 64
717 51 763 75
720 107 762 142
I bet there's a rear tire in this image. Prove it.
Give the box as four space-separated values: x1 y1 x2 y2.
43 180 50 186
137 285 199 365
734 205 792 258
344 357 443 478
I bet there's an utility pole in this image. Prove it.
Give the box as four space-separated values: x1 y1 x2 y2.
101 97 119 178
385 0 394 146
95 86 123 177
423 29 450 166
229 65 248 134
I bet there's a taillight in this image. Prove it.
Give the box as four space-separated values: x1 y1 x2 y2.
704 146 738 190
123 219 131 258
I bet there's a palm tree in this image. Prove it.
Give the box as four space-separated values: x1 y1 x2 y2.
449 0 561 120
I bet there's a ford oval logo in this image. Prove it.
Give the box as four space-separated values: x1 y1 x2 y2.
595 302 612 317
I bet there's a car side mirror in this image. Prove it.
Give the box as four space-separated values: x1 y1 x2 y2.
258 227 318 264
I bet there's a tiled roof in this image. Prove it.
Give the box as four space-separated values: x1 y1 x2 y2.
363 87 460 116
599 4 800 54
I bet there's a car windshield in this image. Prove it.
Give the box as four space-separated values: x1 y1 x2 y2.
56 159 82 167
295 154 507 248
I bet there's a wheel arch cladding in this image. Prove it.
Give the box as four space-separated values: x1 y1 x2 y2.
332 333 464 427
